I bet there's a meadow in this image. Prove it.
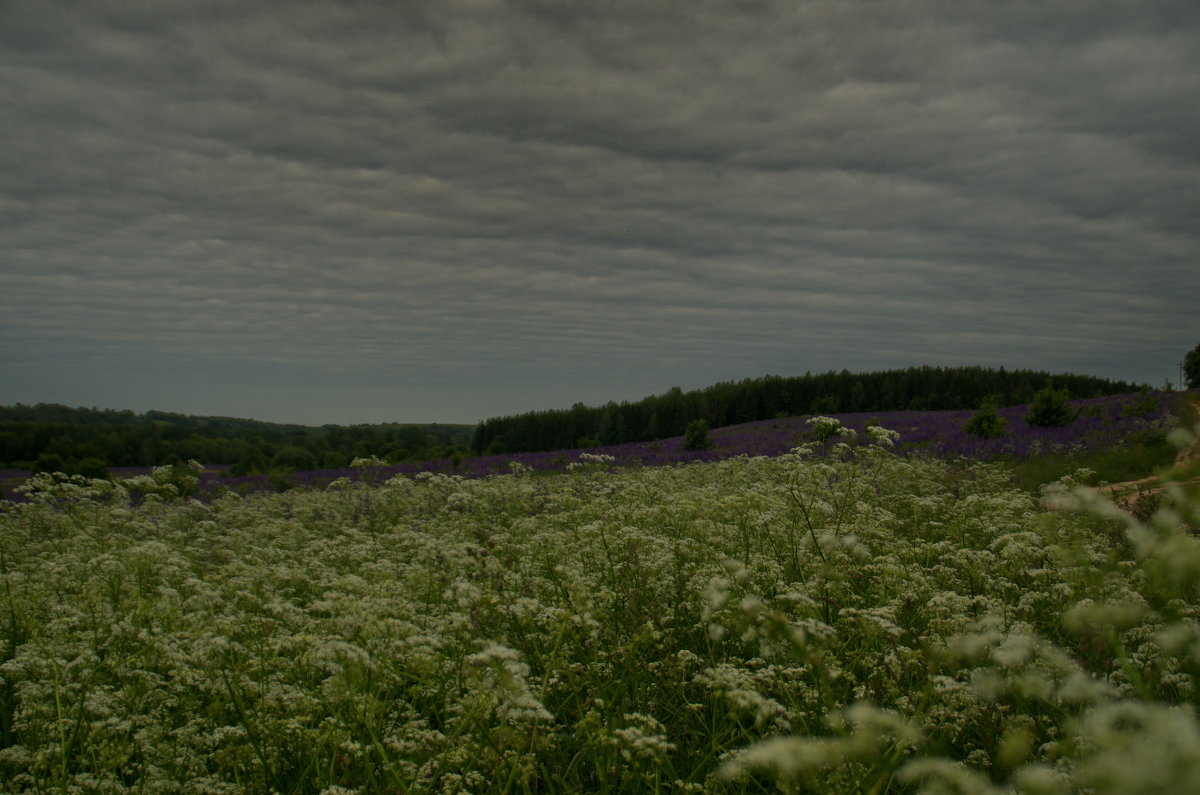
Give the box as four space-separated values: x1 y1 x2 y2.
145 389 1181 500
2 403 1199 792
0 390 1178 503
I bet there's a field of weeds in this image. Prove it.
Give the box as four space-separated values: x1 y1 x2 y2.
2 421 1200 792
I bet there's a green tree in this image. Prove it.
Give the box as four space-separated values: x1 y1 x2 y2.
1185 342 1200 389
1025 386 1075 428
849 381 868 412
598 408 618 446
645 412 660 440
963 397 1007 439
811 394 839 414
682 419 711 451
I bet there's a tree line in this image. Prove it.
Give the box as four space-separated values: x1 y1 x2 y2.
0 405 473 475
470 366 1146 455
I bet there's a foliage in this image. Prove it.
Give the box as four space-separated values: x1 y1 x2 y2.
963 397 1008 439
682 418 711 450
1121 387 1161 418
30 453 108 479
3 425 1198 791
29 452 65 475
1007 430 1178 492
471 366 1144 454
127 390 1171 499
0 403 473 470
230 444 268 476
270 445 317 472
1186 342 1200 389
1025 386 1077 428
266 469 296 492
73 456 109 480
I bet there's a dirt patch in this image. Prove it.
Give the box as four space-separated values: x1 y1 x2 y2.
1095 397 1200 516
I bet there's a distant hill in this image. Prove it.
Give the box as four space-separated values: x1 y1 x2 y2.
0 404 474 473
471 365 1147 455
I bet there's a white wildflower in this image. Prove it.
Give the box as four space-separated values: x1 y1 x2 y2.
466 642 553 724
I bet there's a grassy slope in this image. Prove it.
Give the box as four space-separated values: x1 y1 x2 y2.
1004 392 1198 493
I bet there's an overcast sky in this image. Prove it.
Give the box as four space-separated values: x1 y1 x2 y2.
2 0 1197 425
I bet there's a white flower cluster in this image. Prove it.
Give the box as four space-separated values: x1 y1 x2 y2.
465 642 553 724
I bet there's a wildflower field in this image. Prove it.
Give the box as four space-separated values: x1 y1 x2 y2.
61 389 1166 500
2 418 1200 793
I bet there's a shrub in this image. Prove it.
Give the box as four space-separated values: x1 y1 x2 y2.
964 398 1007 439
682 418 711 450
231 445 267 476
31 452 66 475
1121 387 1159 418
74 457 110 480
1025 386 1076 428
267 469 296 492
322 451 349 469
270 445 317 472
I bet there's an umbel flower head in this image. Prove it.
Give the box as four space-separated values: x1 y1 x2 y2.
465 642 553 724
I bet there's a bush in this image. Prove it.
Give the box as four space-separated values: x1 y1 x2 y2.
270 445 317 472
74 457 110 480
322 451 349 469
1025 386 1076 428
267 469 296 492
231 446 268 477
31 452 66 475
963 398 1007 439
1121 387 1159 418
682 419 711 451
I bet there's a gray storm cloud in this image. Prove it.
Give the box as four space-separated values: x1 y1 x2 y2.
1 0 1196 423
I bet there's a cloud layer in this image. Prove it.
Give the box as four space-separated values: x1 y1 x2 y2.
2 0 1196 423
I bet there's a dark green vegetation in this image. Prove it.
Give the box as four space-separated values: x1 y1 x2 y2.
1009 430 1178 493
1024 386 1077 428
0 404 473 474
1009 394 1199 493
471 366 1143 455
682 418 712 451
963 397 1008 439
1186 342 1200 389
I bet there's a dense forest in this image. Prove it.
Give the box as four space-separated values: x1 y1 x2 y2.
0 405 473 474
471 365 1146 454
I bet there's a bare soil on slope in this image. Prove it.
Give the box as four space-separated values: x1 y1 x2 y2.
1097 397 1200 517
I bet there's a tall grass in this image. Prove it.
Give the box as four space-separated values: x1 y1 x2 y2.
1005 431 1179 491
